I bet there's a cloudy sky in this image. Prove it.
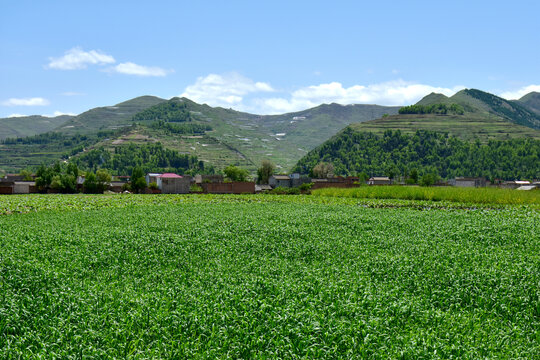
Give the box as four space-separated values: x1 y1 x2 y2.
1 0 539 117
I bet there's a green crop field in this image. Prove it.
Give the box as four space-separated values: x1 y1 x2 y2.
1 195 539 358
313 186 540 206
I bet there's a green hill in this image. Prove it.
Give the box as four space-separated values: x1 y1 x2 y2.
0 96 398 174
349 88 540 141
415 93 449 106
55 95 167 134
419 89 540 129
293 128 540 180
0 115 73 140
518 91 540 115
99 97 396 171
294 89 540 179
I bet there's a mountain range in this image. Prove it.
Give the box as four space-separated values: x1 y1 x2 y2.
0 88 539 176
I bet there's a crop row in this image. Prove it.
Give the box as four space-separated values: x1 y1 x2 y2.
1 201 538 357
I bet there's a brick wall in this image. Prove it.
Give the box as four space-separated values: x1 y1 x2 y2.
202 182 255 194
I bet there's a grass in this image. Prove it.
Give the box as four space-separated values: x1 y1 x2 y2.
313 185 540 206
0 194 539 358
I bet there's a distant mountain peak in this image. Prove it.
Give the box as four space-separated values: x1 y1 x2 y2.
518 91 540 115
416 92 449 106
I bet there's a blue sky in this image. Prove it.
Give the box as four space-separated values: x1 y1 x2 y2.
1 0 539 117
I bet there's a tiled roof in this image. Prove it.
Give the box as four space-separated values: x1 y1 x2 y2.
159 173 182 178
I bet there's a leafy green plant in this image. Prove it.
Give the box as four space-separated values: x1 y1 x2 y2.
0 195 538 358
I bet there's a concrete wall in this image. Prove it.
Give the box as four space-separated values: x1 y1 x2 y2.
160 176 191 194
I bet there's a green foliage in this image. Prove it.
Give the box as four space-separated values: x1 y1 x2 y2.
84 169 112 194
35 162 79 193
464 89 540 129
83 171 99 194
189 184 203 193
419 172 439 186
313 185 540 205
74 142 209 176
256 160 275 184
132 99 192 123
299 182 313 191
149 120 211 135
224 165 249 182
399 103 464 115
294 129 540 180
130 166 147 194
311 162 334 178
268 186 301 195
0 195 538 357
19 169 33 181
148 182 159 190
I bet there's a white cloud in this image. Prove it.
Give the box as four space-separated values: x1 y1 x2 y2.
7 113 28 118
181 73 465 114
500 85 540 100
108 62 171 77
2 97 50 106
254 80 464 114
47 47 115 70
180 72 274 107
51 111 77 117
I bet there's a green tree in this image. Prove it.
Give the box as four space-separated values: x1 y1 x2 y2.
83 171 99 194
130 166 147 193
312 162 334 178
96 169 112 192
224 165 249 182
256 160 275 184
19 169 33 181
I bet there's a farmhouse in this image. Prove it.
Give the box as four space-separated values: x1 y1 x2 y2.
269 175 291 188
368 177 392 185
0 181 36 194
501 180 531 189
157 173 191 194
194 174 224 184
145 173 161 185
255 184 272 193
450 177 487 188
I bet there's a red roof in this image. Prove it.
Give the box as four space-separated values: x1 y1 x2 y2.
159 173 182 178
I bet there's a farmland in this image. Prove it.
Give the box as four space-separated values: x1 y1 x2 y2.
1 195 539 358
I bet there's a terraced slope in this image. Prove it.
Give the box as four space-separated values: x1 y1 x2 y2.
0 115 73 140
54 96 167 134
349 112 540 141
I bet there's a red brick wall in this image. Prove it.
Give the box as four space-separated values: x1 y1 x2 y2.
0 186 13 194
202 182 255 194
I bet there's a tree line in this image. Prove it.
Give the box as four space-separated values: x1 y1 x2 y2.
74 142 213 176
398 103 465 115
132 100 193 123
149 120 211 135
293 128 540 181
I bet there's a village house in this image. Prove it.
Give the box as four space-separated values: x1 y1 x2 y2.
450 177 487 188
145 173 161 186
501 180 531 189
157 173 191 194
269 175 291 188
0 181 36 194
109 181 125 193
194 174 224 185
255 184 272 193
368 177 392 185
